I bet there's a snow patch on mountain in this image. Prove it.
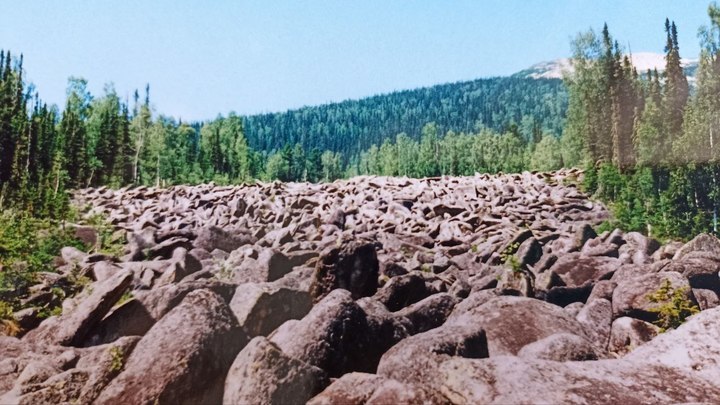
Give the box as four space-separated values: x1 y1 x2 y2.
515 52 698 80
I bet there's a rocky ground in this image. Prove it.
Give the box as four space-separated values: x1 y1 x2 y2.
2 169 720 404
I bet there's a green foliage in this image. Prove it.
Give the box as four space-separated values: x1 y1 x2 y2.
646 279 700 332
108 346 125 373
244 77 567 160
531 135 564 171
84 213 125 256
500 242 522 273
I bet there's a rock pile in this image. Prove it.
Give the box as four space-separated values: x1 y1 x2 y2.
2 169 720 403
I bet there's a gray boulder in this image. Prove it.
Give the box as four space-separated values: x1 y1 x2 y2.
517 332 599 361
309 240 379 302
230 282 312 337
95 289 247 404
24 270 132 347
223 337 328 405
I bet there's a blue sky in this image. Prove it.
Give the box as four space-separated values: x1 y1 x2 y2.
0 1 713 121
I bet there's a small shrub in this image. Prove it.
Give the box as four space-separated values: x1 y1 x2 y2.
108 346 125 373
0 301 20 337
214 260 233 281
505 255 523 274
500 242 522 273
646 279 700 332
116 291 133 307
83 213 124 256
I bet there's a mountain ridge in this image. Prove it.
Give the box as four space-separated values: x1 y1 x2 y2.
512 51 698 81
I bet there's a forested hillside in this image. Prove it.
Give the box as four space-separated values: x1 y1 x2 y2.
243 77 567 157
562 11 720 240
0 53 569 216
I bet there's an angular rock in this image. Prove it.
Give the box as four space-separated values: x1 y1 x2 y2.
372 272 434 311
24 270 133 347
270 289 387 377
433 354 720 404
576 298 612 353
608 316 661 355
547 254 619 287
224 337 328 405
309 240 379 302
230 283 312 337
87 279 235 345
693 288 720 310
517 332 599 361
612 271 696 322
195 225 256 253
376 322 488 386
95 289 246 404
394 293 458 334
446 296 590 356
308 372 434 405
673 233 720 260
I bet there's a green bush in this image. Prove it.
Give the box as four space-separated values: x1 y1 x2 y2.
647 279 700 332
0 210 85 312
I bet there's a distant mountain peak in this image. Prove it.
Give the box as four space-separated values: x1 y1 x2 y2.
514 52 698 80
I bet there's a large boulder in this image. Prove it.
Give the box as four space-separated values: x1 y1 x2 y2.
376 322 488 387
659 253 720 293
608 316 660 355
372 272 435 311
433 354 720 404
612 271 696 322
575 298 612 353
394 293 458 334
309 240 379 302
231 248 296 284
517 332 599 361
308 372 435 405
95 289 247 404
446 296 591 356
546 254 619 288
673 233 720 260
269 289 387 377
24 269 133 347
230 282 312 337
626 305 720 382
223 337 328 405
87 279 235 345
194 225 256 253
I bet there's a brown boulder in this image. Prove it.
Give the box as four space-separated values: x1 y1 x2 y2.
309 239 379 302
95 289 247 404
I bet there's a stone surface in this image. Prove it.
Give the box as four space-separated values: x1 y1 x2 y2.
309 239 379 302
608 316 660 355
224 336 328 405
517 332 599 361
612 271 695 322
229 282 312 337
270 289 389 377
95 289 247 404
446 296 590 356
24 270 133 347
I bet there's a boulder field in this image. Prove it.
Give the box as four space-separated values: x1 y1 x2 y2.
3 169 720 404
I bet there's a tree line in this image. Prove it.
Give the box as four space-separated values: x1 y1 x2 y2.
559 3 720 240
243 77 568 158
0 52 568 217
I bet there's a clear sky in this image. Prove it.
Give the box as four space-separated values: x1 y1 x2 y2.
0 1 713 121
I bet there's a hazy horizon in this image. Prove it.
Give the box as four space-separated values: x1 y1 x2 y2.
1 1 711 121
